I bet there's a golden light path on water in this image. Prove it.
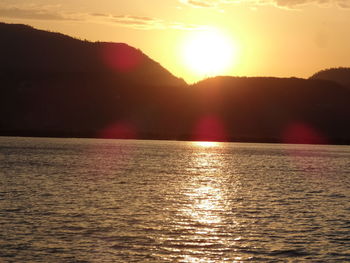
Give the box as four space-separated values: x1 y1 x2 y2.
193 141 220 148
169 141 244 263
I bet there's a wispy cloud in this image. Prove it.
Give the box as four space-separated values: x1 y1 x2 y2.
180 0 350 9
109 15 166 30
0 3 92 22
91 13 207 30
179 0 219 8
0 4 207 31
267 0 350 9
0 5 73 21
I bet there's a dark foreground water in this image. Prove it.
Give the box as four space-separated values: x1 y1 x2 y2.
0 137 350 262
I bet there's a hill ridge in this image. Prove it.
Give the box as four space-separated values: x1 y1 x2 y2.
1 22 350 144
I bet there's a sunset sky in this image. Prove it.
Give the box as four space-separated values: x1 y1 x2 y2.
1 0 350 83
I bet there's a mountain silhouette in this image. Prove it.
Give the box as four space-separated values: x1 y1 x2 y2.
0 23 186 86
0 22 187 139
190 77 350 144
1 22 350 144
310 67 350 88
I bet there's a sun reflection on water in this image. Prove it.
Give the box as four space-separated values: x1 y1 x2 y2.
192 141 220 148
168 142 242 262
183 255 245 263
183 185 223 225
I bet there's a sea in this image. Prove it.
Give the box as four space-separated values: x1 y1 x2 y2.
0 137 350 262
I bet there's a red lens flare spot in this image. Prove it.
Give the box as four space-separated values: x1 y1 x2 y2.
99 122 137 139
192 115 228 142
282 122 327 145
102 44 143 72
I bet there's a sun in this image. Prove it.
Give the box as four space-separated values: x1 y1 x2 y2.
181 28 238 78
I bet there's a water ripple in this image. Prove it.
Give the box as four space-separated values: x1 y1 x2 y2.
0 137 350 262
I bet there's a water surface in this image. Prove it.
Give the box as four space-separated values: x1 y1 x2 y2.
1 137 350 262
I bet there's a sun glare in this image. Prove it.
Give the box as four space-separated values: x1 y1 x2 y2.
181 29 238 79
193 141 219 148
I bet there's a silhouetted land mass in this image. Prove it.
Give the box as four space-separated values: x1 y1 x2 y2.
0 22 188 138
310 67 350 89
191 77 350 144
1 22 350 144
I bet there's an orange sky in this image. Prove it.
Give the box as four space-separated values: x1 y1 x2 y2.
1 0 350 83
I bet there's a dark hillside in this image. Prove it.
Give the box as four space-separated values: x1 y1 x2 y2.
1 22 350 144
310 67 350 88
190 77 350 144
0 22 187 138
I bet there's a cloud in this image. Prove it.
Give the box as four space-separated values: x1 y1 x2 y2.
88 13 206 30
109 14 208 30
266 0 350 9
110 15 165 29
0 4 80 21
0 4 207 31
90 13 110 17
180 0 350 9
180 0 219 7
